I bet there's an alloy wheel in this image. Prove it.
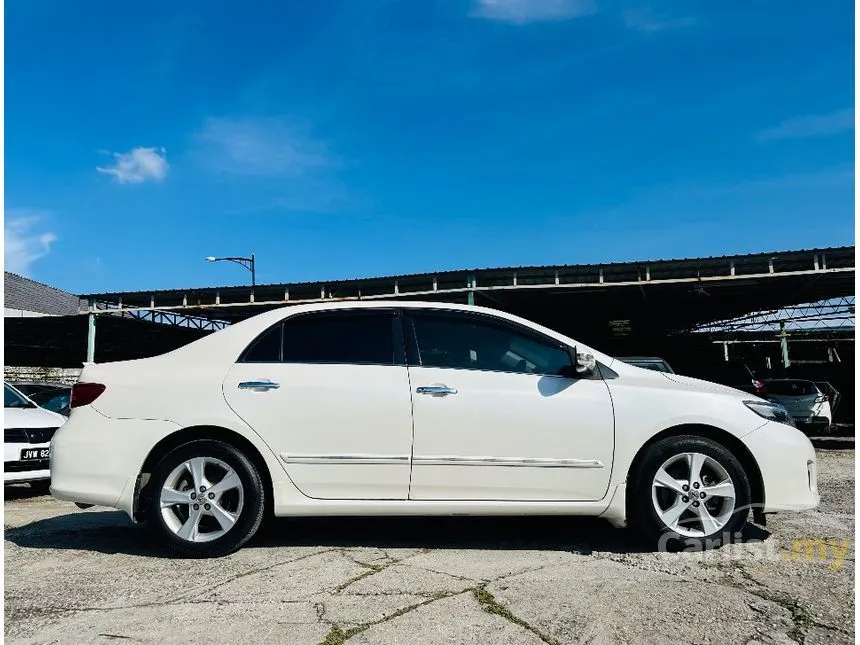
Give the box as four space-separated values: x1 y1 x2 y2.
651 452 736 538
159 456 245 543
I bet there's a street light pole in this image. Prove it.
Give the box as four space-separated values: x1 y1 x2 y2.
205 253 256 286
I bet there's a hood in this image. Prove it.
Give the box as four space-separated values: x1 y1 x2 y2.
4 406 67 428
658 372 754 399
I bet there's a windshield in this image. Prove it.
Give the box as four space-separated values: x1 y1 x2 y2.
32 392 71 414
4 384 35 409
766 380 819 396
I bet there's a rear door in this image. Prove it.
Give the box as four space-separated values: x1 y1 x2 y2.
222 308 414 500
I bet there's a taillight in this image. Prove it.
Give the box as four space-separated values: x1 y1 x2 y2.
753 380 767 395
71 383 106 409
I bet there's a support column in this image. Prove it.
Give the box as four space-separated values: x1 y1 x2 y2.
86 299 97 363
467 274 475 306
778 321 790 369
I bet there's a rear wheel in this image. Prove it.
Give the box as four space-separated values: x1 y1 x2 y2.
629 435 751 549
145 439 265 557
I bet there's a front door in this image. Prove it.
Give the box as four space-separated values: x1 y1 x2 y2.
404 309 615 501
222 308 413 500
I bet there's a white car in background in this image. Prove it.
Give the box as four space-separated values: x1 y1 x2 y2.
764 379 833 434
50 301 819 557
5 382 67 492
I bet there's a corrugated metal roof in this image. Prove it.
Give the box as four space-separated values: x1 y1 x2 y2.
79 245 854 299
80 246 855 301
5 272 86 316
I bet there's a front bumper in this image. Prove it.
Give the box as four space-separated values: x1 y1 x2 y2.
4 467 50 483
741 420 819 513
49 406 180 518
5 442 51 483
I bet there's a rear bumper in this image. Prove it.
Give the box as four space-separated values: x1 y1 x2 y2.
49 407 180 518
741 420 819 513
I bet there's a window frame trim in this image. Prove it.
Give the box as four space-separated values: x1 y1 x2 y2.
401 307 585 378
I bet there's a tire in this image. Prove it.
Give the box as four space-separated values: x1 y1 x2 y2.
29 480 51 495
144 439 266 558
628 435 751 550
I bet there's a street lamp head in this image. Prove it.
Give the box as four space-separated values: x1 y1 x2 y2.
205 256 217 262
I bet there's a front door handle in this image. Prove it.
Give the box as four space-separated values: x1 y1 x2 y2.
416 384 458 396
239 380 281 391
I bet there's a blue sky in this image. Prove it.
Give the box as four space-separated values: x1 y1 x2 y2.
4 0 855 293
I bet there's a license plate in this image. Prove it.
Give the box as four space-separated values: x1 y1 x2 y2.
21 448 50 460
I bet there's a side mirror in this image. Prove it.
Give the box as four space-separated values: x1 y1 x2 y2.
562 347 596 377
575 349 597 375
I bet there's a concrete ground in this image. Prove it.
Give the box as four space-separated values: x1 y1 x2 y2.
4 438 854 645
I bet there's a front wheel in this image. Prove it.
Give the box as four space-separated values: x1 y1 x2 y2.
629 435 751 550
144 439 265 557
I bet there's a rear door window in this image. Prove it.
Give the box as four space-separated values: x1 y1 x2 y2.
240 311 400 365
241 324 283 362
281 311 397 365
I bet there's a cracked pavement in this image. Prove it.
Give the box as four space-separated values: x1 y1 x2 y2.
4 440 854 645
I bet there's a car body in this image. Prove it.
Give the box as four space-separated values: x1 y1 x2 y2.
11 382 72 418
617 357 675 373
763 379 833 434
673 360 767 398
50 301 819 556
5 382 67 487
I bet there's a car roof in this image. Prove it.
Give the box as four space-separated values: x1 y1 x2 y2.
137 299 616 372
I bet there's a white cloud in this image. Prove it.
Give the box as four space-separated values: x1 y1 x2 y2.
194 117 336 177
756 109 855 142
4 212 57 276
191 116 353 214
471 0 597 24
622 8 695 32
97 147 169 184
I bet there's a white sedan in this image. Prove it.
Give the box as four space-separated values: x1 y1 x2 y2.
50 301 818 557
5 382 67 492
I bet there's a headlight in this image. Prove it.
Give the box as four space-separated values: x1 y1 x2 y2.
744 400 795 427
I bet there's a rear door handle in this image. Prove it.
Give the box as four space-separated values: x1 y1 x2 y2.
238 380 280 391
416 385 458 396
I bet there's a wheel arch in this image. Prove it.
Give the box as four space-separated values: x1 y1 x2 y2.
624 424 764 518
134 425 274 522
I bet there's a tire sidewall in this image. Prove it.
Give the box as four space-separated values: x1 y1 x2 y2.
146 439 265 557
630 435 751 550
